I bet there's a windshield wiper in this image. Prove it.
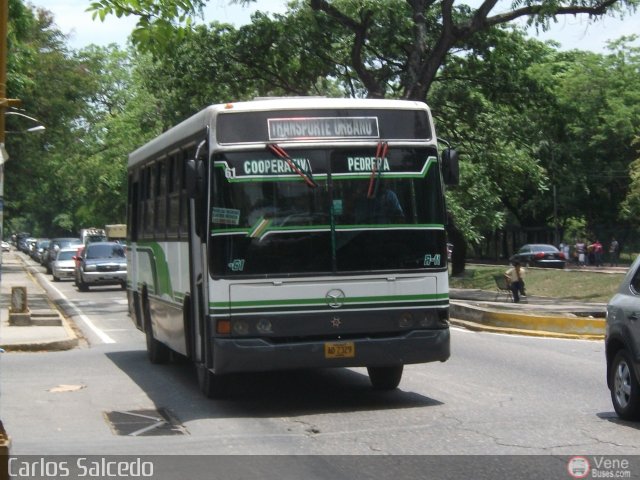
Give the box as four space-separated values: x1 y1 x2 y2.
367 141 388 198
267 143 318 188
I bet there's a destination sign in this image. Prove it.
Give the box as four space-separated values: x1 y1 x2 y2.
268 117 379 141
217 109 431 143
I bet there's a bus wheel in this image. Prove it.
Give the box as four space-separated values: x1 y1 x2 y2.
367 365 403 390
143 296 170 364
196 364 229 399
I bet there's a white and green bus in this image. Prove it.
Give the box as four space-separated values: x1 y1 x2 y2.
127 97 458 397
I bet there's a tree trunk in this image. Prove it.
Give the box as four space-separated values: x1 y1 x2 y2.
447 218 466 276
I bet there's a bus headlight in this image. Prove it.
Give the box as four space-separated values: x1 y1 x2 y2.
232 320 249 335
256 318 273 334
419 311 438 328
398 313 413 328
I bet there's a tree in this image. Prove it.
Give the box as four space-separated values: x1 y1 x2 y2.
88 0 639 99
5 2 91 236
532 39 640 244
5 2 157 236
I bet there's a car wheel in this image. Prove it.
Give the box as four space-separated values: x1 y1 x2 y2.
610 349 640 421
52 274 59 282
367 365 403 390
77 273 89 292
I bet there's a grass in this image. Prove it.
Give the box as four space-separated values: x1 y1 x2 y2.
449 264 625 303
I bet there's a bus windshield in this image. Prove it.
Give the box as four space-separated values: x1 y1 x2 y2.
210 146 446 276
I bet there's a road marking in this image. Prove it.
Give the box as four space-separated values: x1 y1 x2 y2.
450 326 474 334
47 283 116 344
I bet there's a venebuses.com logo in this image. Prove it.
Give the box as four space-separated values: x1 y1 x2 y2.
568 457 590 478
567 456 632 478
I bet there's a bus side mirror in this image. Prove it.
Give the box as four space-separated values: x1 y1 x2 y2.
186 159 205 199
442 148 459 186
186 159 205 237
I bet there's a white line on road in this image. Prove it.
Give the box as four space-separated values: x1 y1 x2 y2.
47 283 116 344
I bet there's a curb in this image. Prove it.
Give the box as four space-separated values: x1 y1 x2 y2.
450 319 604 340
450 301 605 339
0 335 79 352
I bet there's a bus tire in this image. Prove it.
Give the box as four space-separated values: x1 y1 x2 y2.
196 364 229 399
183 295 194 361
367 365 403 390
143 294 170 364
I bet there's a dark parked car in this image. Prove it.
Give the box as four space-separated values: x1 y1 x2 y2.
32 238 51 264
44 237 82 273
509 244 566 269
606 255 640 420
74 241 127 291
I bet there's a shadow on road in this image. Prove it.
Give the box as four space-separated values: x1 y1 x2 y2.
105 349 443 422
597 411 640 430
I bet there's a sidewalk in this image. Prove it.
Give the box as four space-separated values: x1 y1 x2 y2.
0 251 79 352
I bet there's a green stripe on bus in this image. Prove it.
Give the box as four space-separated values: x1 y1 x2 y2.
211 293 448 309
136 242 174 299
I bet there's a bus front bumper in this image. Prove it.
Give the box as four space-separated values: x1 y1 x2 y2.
211 328 450 374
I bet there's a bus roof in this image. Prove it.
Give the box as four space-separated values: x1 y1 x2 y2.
128 98 432 168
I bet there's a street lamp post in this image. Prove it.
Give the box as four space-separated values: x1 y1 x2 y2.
4 111 46 133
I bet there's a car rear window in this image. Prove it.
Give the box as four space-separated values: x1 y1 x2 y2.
86 244 125 259
57 251 75 261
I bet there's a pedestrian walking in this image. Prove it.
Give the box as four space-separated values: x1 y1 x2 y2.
592 239 603 267
575 240 586 267
609 237 620 266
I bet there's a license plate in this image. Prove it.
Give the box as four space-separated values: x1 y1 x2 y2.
324 342 355 359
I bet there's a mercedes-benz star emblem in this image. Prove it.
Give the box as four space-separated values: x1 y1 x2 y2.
326 289 346 309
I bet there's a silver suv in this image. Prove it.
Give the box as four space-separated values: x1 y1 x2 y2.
74 241 127 291
606 255 640 420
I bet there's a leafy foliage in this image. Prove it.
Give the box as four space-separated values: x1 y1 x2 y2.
4 0 640 268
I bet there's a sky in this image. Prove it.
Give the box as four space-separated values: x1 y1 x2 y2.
35 0 640 53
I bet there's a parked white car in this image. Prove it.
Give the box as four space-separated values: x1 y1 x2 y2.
51 247 79 281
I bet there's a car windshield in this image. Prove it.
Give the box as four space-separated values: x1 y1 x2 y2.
56 238 81 249
57 251 75 261
86 244 125 259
